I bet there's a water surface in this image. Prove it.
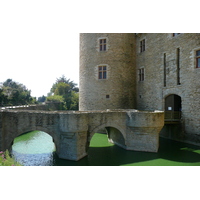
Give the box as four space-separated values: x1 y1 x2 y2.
12 131 200 166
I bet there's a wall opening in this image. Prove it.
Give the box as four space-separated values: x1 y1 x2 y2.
164 94 182 123
87 127 125 165
106 127 126 149
11 130 56 166
89 126 125 150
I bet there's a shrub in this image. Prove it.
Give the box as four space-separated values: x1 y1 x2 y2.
0 150 21 166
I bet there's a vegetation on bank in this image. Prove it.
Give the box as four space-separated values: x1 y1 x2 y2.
0 79 36 106
45 75 79 110
0 75 79 110
0 150 21 166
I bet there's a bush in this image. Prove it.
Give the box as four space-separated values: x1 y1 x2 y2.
0 150 21 166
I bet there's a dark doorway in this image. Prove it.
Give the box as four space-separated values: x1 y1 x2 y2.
165 94 181 111
165 94 182 123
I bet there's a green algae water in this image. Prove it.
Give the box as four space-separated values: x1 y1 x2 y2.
12 131 200 166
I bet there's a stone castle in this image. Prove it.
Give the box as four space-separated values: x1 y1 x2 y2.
79 33 200 146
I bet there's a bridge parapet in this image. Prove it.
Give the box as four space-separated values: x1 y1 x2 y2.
0 109 164 161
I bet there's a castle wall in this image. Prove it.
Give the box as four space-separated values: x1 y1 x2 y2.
79 33 136 111
135 33 200 144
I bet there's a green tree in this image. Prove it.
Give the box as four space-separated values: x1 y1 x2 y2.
48 75 79 110
38 95 46 103
46 95 64 103
0 79 36 106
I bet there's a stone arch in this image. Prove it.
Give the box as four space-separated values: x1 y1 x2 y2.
88 123 126 150
90 123 125 140
5 127 59 155
164 94 182 111
162 89 183 111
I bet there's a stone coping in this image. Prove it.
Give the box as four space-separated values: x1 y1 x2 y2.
0 109 164 114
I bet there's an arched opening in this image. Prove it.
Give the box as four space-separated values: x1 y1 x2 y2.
11 130 56 166
106 127 126 149
87 127 125 165
164 94 182 123
88 125 126 150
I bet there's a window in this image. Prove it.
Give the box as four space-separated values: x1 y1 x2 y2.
196 50 200 68
98 66 107 79
99 39 107 51
176 48 181 85
140 39 145 52
164 53 166 87
173 33 180 37
139 68 144 81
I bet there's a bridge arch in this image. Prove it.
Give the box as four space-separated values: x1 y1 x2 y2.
5 127 59 155
89 123 126 150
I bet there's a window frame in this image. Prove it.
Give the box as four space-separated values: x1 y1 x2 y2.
98 65 107 79
140 39 145 53
196 50 200 68
173 33 180 37
99 38 107 52
138 68 144 81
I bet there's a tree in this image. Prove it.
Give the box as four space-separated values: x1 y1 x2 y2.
38 95 46 103
0 79 36 106
47 75 79 110
46 95 64 103
50 75 79 94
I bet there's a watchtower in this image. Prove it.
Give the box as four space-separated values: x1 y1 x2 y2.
79 33 136 111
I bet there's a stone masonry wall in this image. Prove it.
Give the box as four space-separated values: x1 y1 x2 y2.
135 33 200 144
79 33 136 111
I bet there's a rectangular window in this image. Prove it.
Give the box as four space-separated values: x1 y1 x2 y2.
177 48 181 85
139 68 144 81
196 50 200 68
173 33 180 37
99 39 106 51
164 53 166 87
98 66 107 79
140 39 145 52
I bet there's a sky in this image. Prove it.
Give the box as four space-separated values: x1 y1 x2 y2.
0 1 197 98
0 1 80 98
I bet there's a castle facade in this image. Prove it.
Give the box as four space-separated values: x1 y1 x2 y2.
79 33 200 146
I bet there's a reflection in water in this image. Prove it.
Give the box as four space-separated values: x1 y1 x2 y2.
12 131 55 166
12 131 200 166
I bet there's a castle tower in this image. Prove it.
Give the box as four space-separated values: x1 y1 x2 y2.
79 33 136 111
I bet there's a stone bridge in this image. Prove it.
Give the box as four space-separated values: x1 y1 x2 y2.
0 109 164 161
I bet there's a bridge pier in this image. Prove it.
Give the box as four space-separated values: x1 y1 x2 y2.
126 111 164 152
58 131 88 161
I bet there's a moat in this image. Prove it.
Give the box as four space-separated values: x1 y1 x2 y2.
12 131 200 166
